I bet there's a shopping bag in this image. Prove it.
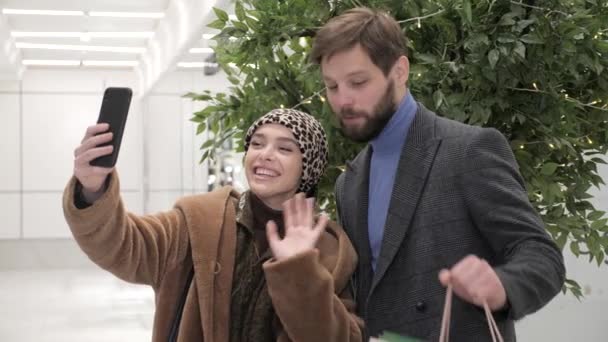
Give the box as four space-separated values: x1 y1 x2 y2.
370 332 423 341
370 284 503 342
439 285 504 342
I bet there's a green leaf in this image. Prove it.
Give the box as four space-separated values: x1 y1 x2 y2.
590 218 607 230
196 122 207 134
514 41 526 59
570 241 581 256
587 210 605 220
433 90 445 109
185 93 212 101
488 49 500 69
595 251 604 267
415 53 439 64
520 34 544 45
463 0 472 24
201 139 214 149
200 150 210 164
212 7 229 22
515 19 536 32
207 19 226 30
464 33 490 50
497 34 516 43
541 162 559 176
564 278 581 287
228 75 240 85
190 116 205 123
498 12 517 26
235 1 246 21
233 21 249 32
556 232 569 249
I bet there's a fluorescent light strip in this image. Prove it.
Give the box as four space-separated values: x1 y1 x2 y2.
22 59 80 66
12 32 81 38
2 8 84 16
22 59 139 67
88 11 164 18
177 62 218 68
189 48 214 54
11 31 154 38
89 32 155 38
2 8 164 18
16 42 145 54
83 60 139 67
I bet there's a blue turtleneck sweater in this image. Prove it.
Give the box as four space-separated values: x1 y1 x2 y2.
368 90 417 270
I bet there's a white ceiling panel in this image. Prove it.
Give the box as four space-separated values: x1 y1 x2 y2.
15 37 150 47
0 0 169 12
0 0 231 94
21 50 141 60
6 15 162 32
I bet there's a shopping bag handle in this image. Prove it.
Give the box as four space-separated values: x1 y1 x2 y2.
438 285 503 342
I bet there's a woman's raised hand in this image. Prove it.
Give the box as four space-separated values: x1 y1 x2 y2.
266 193 328 261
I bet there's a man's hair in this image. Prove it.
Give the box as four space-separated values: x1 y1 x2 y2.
310 7 408 75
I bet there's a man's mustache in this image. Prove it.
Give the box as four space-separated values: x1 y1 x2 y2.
340 108 367 118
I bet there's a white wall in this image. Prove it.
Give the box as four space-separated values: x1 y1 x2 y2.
142 69 232 213
0 69 143 240
0 67 232 240
0 67 232 270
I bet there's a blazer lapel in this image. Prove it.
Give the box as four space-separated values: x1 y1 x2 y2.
343 146 375 306
370 105 441 294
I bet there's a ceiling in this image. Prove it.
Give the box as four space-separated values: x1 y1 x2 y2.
0 0 227 94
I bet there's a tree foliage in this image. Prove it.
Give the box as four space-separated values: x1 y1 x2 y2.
186 0 608 297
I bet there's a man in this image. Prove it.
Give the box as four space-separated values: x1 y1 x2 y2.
311 7 565 341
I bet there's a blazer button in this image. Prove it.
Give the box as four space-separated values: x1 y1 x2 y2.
415 301 427 313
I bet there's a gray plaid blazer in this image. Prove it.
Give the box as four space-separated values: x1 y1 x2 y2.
335 103 565 341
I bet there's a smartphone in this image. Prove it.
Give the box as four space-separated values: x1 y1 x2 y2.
90 87 133 167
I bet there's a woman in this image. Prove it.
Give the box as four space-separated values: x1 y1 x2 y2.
63 108 363 341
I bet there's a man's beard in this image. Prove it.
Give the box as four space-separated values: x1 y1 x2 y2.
338 80 396 143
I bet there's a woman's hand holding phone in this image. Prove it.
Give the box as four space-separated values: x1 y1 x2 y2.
73 123 115 203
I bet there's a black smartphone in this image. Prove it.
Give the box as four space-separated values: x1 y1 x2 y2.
90 87 133 167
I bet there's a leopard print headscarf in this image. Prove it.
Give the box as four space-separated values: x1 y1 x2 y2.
244 108 329 194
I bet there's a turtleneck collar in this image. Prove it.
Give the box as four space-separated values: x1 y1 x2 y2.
250 192 285 233
237 191 285 254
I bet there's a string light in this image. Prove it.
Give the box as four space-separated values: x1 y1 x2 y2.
520 145 525 149
319 95 326 103
549 143 555 149
532 82 539 90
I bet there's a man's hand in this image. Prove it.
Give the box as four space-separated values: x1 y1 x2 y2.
266 193 328 261
73 123 114 203
439 255 507 311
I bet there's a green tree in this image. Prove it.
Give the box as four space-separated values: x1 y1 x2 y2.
186 0 608 296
